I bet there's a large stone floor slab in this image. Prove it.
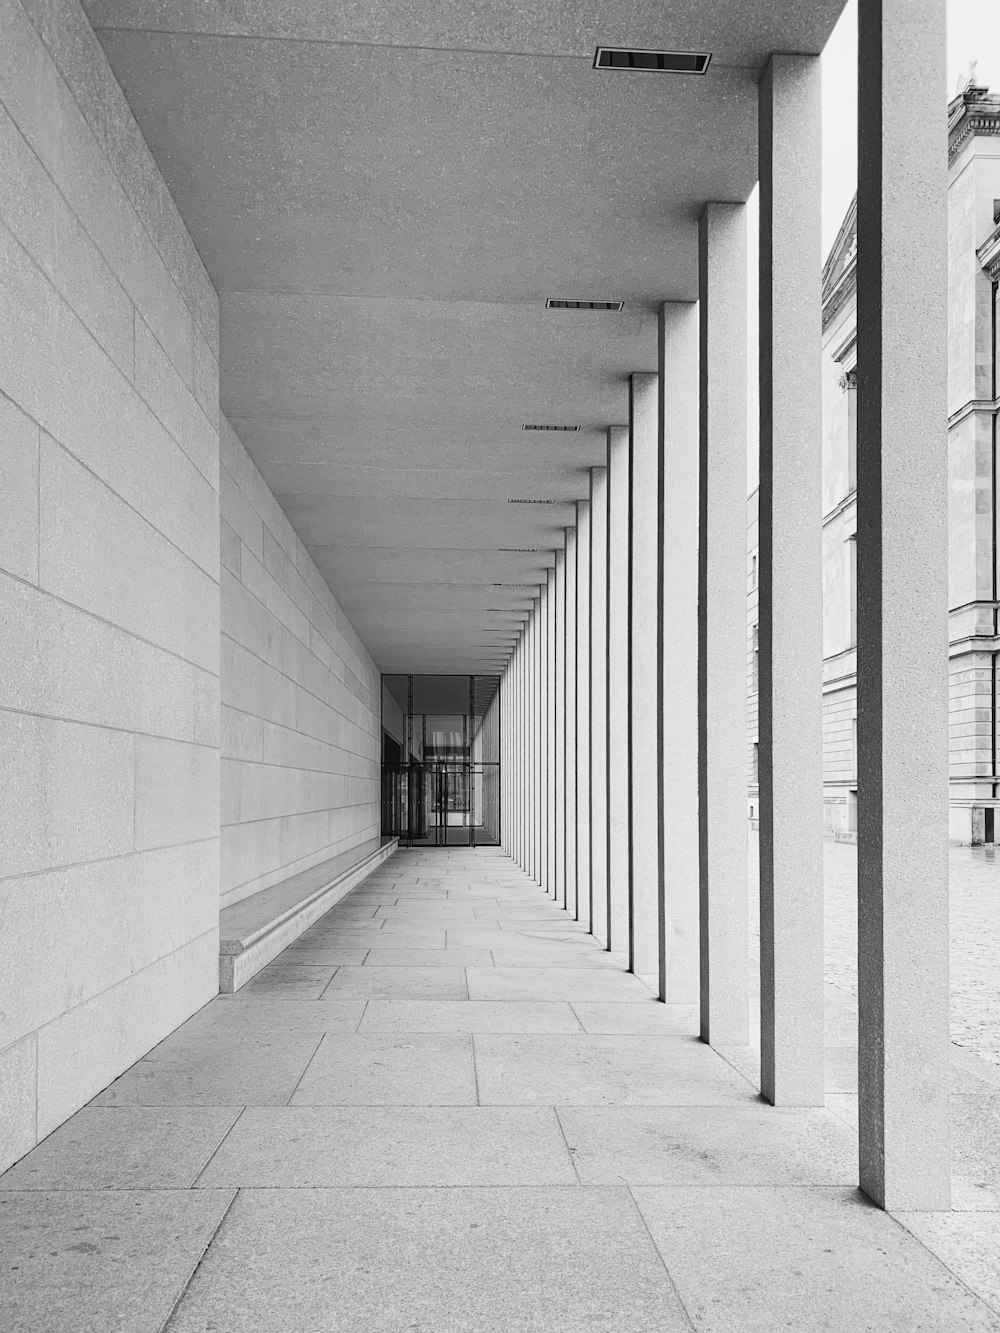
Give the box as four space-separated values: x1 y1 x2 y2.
321 964 470 1000
474 1033 755 1105
289 1033 478 1105
165 1187 692 1333
0 1189 235 1333
467 965 652 1001
0 1107 240 1190
356 999 584 1033
196 1106 577 1187
633 1185 1000 1331
558 1104 857 1185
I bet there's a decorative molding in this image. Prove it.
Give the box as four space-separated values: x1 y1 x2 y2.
822 260 856 332
838 367 857 392
948 88 1000 165
978 223 1000 281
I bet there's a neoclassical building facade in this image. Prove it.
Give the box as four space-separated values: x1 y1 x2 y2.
748 81 1000 843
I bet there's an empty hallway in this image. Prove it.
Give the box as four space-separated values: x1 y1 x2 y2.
2 848 997 1331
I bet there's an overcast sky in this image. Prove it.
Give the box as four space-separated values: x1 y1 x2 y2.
747 0 1000 487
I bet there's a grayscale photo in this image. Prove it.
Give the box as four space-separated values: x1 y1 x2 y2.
2 0 1000 1328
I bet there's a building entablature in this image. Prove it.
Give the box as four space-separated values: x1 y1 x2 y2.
948 84 1000 167
977 220 1000 282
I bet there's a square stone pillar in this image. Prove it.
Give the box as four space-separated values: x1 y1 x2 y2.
564 527 578 912
699 202 750 1047
553 546 567 901
607 425 631 952
525 618 533 869
534 590 544 885
857 0 950 1210
547 565 557 893
758 53 825 1106
511 632 522 866
575 498 592 926
589 467 610 946
629 372 661 976
537 579 549 888
527 598 538 882
659 303 701 1004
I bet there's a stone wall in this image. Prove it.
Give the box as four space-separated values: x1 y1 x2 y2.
0 0 221 1169
220 420 381 908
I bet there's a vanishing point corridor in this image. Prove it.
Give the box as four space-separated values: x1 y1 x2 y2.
2 848 997 1331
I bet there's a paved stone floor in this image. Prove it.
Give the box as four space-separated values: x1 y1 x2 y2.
3 848 1000 1330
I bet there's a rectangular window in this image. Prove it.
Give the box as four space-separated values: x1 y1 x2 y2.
846 534 857 649
847 374 857 495
752 741 759 785
751 624 759 694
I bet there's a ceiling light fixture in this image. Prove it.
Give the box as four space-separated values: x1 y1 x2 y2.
546 298 624 311
593 46 711 74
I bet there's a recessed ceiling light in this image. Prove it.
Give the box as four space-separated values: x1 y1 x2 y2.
593 47 711 74
521 424 580 432
546 298 624 311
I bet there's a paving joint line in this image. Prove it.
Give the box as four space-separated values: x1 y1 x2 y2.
624 1183 698 1332
158 1186 240 1333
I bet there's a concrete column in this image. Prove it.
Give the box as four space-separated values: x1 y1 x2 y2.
528 599 536 879
589 467 609 946
857 0 950 1210
520 618 528 871
533 592 543 884
698 202 750 1047
553 549 566 901
629 373 661 976
564 527 578 912
607 425 631 953
758 54 825 1105
576 499 592 928
659 304 701 1003
541 578 549 890
547 566 557 893
510 636 520 865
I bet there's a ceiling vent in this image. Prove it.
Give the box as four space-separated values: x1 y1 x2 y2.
521 424 580 432
546 298 624 311
507 498 558 505
593 47 711 74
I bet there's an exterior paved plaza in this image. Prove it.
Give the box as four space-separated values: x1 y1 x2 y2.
749 835 1000 1067
3 848 1000 1331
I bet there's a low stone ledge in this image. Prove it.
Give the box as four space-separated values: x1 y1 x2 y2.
218 836 398 993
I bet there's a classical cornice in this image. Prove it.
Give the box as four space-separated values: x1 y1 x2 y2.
949 86 1000 166
822 258 856 333
822 193 857 333
978 221 1000 281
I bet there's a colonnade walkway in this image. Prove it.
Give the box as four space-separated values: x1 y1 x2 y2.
3 849 999 1330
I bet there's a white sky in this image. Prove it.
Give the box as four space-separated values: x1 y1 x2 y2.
747 0 1000 488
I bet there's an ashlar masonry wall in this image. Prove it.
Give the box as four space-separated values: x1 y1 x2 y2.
220 420 381 908
0 0 221 1169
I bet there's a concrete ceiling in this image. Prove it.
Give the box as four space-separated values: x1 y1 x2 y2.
86 0 846 674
